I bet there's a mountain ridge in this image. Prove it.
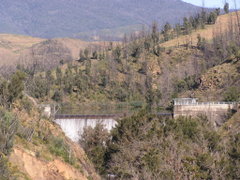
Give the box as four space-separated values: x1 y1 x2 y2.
0 0 204 39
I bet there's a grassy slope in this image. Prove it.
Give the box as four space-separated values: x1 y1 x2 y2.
0 34 106 68
0 34 45 66
162 11 240 47
47 46 206 107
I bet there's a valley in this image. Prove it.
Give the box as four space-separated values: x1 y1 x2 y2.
0 4 239 180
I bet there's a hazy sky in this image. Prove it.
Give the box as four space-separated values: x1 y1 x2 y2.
182 0 240 8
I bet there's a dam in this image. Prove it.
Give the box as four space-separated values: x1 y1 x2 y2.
174 98 239 126
54 114 119 142
49 98 240 142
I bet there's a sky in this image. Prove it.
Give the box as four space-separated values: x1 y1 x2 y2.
182 0 240 8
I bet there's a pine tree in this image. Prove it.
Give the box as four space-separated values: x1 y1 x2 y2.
163 22 172 41
8 71 26 104
151 21 159 46
183 17 192 35
224 2 229 14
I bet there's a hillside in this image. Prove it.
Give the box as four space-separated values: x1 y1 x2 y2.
0 34 105 71
16 11 238 107
0 11 238 105
0 34 45 66
0 96 100 179
0 7 239 180
181 58 240 101
162 11 240 47
0 11 235 69
2 11 237 72
0 0 203 39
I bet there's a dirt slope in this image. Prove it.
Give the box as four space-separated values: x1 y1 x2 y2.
10 147 87 180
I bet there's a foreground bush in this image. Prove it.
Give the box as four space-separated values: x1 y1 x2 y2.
0 108 19 179
81 110 240 179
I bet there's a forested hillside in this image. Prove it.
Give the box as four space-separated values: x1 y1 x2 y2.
17 10 239 108
0 7 240 180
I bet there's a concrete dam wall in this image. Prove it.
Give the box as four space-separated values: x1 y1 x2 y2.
55 115 118 142
174 98 239 126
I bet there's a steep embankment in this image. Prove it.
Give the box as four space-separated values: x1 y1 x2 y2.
10 148 87 180
6 100 100 180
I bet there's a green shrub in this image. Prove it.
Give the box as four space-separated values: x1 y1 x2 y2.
80 124 111 175
130 101 144 109
0 155 13 180
8 71 26 104
224 86 240 102
48 136 75 165
0 108 19 155
204 131 220 152
177 117 199 140
28 76 50 99
52 90 63 102
142 148 161 173
19 97 33 114
0 71 26 107
175 75 200 93
114 88 128 102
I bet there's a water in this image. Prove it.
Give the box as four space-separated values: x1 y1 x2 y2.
55 118 117 142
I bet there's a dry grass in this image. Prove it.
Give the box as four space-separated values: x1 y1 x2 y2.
54 38 107 59
0 34 45 52
0 34 45 66
0 34 106 66
162 11 240 47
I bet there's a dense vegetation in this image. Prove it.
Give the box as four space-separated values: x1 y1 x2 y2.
80 110 240 179
0 108 19 179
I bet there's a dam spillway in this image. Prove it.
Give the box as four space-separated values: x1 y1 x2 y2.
54 114 119 142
